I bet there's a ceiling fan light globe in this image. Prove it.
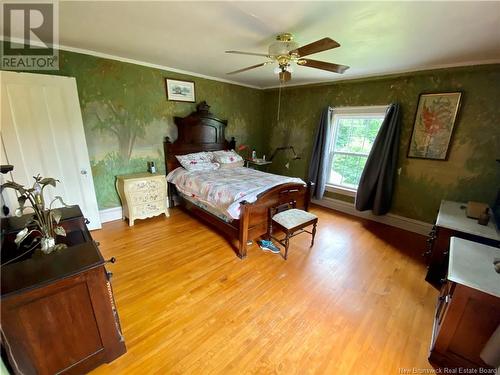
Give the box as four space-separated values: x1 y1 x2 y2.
273 66 281 75
268 40 299 57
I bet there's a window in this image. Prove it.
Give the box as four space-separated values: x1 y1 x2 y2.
327 106 388 192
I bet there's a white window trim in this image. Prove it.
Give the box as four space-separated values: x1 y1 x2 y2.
325 184 357 197
327 105 389 194
332 105 389 115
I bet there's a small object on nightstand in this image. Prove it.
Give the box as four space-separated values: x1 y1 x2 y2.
147 161 156 174
478 208 490 226
116 173 169 226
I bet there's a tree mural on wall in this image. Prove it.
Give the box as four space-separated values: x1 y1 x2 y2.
92 99 146 161
82 60 164 162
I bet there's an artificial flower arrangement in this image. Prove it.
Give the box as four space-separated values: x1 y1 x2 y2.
1 174 72 254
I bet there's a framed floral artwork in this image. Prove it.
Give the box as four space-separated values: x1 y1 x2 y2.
407 92 462 160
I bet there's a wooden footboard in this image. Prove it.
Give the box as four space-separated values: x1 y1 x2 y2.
237 182 311 258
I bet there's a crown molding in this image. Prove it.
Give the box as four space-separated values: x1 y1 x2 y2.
3 37 499 91
1 37 262 90
262 59 500 90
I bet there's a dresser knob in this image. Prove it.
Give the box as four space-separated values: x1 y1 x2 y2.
106 257 116 264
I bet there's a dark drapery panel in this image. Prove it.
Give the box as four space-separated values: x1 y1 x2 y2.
355 103 401 215
308 107 332 200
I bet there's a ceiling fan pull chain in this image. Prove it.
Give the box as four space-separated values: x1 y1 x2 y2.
277 82 283 125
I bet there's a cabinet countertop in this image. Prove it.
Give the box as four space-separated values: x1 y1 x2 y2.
436 200 499 241
448 237 500 298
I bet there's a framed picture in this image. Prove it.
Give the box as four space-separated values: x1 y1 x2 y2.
165 79 195 102
408 92 462 160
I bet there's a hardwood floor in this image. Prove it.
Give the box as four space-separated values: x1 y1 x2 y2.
90 205 437 374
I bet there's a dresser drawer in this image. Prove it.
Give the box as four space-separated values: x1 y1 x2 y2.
126 179 164 193
132 201 165 217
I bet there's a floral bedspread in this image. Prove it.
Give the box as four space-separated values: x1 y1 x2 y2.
167 167 305 219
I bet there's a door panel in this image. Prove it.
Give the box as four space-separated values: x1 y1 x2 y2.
0 71 101 229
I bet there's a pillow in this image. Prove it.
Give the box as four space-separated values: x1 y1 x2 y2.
182 162 220 172
176 152 219 171
219 160 245 169
212 150 243 164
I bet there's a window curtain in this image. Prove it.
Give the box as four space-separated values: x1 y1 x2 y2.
308 107 333 200
355 103 401 215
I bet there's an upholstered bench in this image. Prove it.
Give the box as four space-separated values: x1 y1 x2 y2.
268 204 318 260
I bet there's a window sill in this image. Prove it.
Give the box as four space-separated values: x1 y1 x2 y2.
325 184 357 197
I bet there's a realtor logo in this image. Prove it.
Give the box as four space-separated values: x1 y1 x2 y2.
1 1 59 70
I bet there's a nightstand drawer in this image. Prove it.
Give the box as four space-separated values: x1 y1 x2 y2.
132 201 164 217
127 179 164 193
130 191 164 205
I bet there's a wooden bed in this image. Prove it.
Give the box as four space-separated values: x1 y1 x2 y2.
163 101 311 258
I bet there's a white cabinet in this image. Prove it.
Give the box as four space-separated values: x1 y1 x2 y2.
116 173 169 226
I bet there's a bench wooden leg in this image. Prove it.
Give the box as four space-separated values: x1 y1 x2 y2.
311 221 317 247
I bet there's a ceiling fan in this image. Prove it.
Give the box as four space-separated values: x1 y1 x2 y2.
226 33 349 82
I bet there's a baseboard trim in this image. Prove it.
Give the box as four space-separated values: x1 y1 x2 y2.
313 197 432 235
99 207 123 223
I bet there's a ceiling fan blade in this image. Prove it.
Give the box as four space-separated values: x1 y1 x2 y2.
225 50 270 57
299 59 349 74
291 38 340 57
227 62 270 75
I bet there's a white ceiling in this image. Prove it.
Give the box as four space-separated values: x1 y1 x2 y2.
56 1 500 89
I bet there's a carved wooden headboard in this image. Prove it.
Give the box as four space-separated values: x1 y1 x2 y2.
163 101 235 173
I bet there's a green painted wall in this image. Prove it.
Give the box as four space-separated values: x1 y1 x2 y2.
262 65 500 223
8 49 265 209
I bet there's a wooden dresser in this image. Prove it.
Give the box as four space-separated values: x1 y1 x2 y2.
116 172 169 226
1 207 126 374
429 237 500 370
424 200 500 287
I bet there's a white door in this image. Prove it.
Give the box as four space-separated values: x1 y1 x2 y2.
0 71 101 230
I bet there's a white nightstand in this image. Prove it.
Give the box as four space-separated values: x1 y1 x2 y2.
116 173 169 226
